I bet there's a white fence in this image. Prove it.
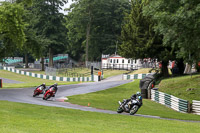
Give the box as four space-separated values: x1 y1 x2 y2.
151 89 189 113
1 67 96 82
192 100 200 115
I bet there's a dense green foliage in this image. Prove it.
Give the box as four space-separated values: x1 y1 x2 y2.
68 80 200 121
29 0 68 66
0 2 26 60
1 0 200 72
0 0 68 67
65 0 130 61
120 0 155 59
143 0 200 64
119 0 172 77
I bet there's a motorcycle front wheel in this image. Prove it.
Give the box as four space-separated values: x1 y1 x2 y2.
33 91 38 97
130 105 139 115
43 93 51 100
117 107 124 113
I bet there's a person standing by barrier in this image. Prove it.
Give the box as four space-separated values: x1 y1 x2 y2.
98 71 102 81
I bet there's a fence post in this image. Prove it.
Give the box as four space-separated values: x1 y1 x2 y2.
91 66 93 75
0 79 2 88
188 101 191 113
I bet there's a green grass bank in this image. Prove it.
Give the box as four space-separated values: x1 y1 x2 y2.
67 80 200 121
158 74 200 102
28 68 129 79
0 101 199 133
0 70 77 89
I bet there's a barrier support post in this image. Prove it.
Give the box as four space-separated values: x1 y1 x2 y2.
0 79 2 88
188 101 191 113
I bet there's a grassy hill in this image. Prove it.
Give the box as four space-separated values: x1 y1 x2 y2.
129 68 200 102
158 74 200 102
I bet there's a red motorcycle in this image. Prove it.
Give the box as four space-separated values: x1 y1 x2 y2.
33 86 44 97
43 87 56 100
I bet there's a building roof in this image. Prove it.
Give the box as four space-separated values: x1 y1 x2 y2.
102 54 123 59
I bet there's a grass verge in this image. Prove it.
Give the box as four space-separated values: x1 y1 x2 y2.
0 70 78 89
67 80 200 121
129 68 172 75
129 68 152 74
0 100 200 133
25 68 129 79
102 69 130 79
158 74 200 102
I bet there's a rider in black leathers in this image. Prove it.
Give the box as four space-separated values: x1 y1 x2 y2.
45 83 58 97
124 92 143 109
36 83 46 94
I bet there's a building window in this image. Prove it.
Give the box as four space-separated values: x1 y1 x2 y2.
110 59 112 63
117 59 119 63
122 59 124 63
128 60 130 63
114 59 115 63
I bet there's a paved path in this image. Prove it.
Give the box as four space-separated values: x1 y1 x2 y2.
0 77 24 84
0 75 199 123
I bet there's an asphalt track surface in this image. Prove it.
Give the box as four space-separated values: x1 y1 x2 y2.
0 77 200 123
0 77 24 84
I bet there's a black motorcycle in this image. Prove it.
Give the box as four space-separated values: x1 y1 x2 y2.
117 99 140 115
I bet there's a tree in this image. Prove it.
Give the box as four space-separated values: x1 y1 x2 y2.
65 0 130 63
30 0 68 67
143 0 200 72
120 0 172 77
0 2 26 60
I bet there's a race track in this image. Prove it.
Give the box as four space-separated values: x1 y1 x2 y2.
0 77 199 123
0 79 131 110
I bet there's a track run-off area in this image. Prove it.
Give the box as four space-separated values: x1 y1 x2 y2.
0 76 200 123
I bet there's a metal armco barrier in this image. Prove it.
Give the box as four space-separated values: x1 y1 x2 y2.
192 100 200 115
151 89 189 113
2 67 95 82
123 73 150 80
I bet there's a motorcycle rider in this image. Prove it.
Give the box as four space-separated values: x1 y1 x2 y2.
36 83 46 94
124 91 143 110
131 92 143 107
44 83 58 97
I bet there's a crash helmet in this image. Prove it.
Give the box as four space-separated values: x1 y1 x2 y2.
54 83 57 87
42 83 46 86
136 91 141 96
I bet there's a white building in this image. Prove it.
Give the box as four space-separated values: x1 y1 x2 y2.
101 54 143 70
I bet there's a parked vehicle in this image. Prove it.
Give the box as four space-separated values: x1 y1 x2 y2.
117 98 141 115
33 86 44 97
43 87 56 100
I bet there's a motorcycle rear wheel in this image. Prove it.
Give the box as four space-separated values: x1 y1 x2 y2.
130 105 139 115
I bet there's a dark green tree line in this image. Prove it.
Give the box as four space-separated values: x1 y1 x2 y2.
120 0 173 77
65 0 130 63
0 2 26 60
143 0 200 72
29 0 68 68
